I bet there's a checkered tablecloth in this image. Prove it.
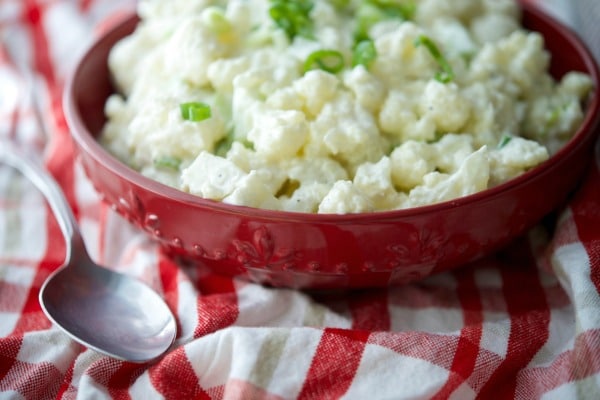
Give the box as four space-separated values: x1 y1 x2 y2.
1 1 599 399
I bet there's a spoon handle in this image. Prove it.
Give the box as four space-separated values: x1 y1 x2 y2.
0 142 83 257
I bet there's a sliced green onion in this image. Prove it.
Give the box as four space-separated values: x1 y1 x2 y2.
154 156 182 170
497 135 513 149
355 1 415 41
180 102 212 122
414 35 454 83
352 39 377 68
304 50 345 74
269 0 314 40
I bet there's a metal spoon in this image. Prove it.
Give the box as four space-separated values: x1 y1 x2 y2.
0 143 177 363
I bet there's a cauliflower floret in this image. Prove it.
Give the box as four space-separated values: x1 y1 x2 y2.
266 87 305 111
130 64 222 112
432 134 476 173
311 92 388 171
226 142 263 171
318 181 374 214
108 22 173 96
470 31 549 95
231 87 265 141
354 157 406 210
471 13 519 44
163 17 232 87
489 136 548 184
523 95 586 152
293 70 340 116
461 82 524 147
521 71 594 154
419 81 471 133
248 109 309 161
280 183 332 213
225 0 267 36
371 23 437 88
559 72 594 99
223 145 287 194
354 156 394 193
406 146 490 207
127 97 226 168
252 166 288 195
207 57 251 93
278 157 347 212
223 170 281 210
343 66 386 113
390 141 437 191
430 17 478 59
379 90 436 143
231 55 303 135
285 157 348 185
240 48 302 96
181 151 246 199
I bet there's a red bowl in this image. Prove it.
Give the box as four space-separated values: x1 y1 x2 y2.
64 3 600 289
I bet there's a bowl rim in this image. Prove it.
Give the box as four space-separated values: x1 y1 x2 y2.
64 2 600 224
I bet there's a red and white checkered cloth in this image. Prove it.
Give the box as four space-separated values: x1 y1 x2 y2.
1 0 599 399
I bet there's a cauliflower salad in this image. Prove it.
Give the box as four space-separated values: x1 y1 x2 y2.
101 0 593 213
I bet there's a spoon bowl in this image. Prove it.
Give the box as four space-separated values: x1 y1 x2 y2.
0 143 177 363
40 253 177 362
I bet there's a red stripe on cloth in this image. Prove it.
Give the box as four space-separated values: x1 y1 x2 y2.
297 328 370 399
369 331 459 370
349 290 390 331
568 160 600 292
149 347 211 400
55 359 75 399
85 359 142 400
194 273 239 338
22 0 56 88
44 104 79 220
431 268 483 399
22 0 80 220
0 359 63 399
107 362 145 400
0 336 22 383
477 243 551 398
